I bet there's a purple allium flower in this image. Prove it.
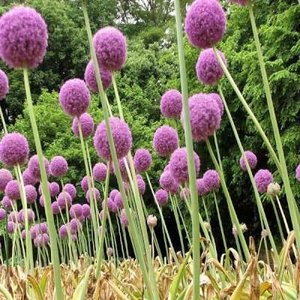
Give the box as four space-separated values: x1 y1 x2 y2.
0 133 29 167
94 117 132 161
137 176 146 195
180 188 190 200
39 222 48 234
1 196 14 211
59 79 90 117
86 188 100 203
25 185 37 204
153 125 179 157
70 204 83 219
50 156 68 178
81 176 90 193
155 189 168 206
185 0 226 49
134 148 152 173
159 170 179 194
69 218 80 234
169 148 200 184
147 214 158 228
51 201 60 215
230 0 248 6
49 182 60 197
72 113 94 138
28 155 50 181
112 158 129 181
63 183 76 200
18 208 35 224
0 6 48 69
109 189 119 200
57 192 72 209
296 165 300 182
114 192 123 209
59 224 68 239
203 169 220 192
0 208 6 220
84 60 112 92
0 168 13 192
160 89 182 119
93 26 127 71
5 180 20 200
196 48 226 85
239 151 258 171
120 208 129 227
82 204 91 218
22 169 36 186
209 93 224 117
39 195 44 207
184 93 221 142
254 169 273 193
107 197 118 213
0 69 9 99
21 229 26 240
7 221 16 234
93 163 107 182
8 211 18 222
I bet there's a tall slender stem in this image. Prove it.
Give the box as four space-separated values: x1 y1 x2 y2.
0 107 7 134
173 1 200 298
23 68 63 299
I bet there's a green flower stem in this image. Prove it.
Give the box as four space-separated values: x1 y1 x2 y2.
213 48 281 173
116 214 125 259
0 107 7 134
220 89 280 265
112 74 124 120
275 196 290 234
248 1 300 251
270 197 284 242
81 3 158 298
174 1 200 297
213 134 223 174
23 68 63 300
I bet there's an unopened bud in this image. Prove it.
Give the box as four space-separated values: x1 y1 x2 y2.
267 182 281 197
147 214 158 229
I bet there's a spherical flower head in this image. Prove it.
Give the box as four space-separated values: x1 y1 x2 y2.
63 183 76 200
25 185 37 204
5 180 20 200
49 182 60 197
86 188 100 203
180 188 190 200
69 218 80 234
70 204 83 219
134 148 152 173
8 211 18 222
22 169 36 186
153 125 179 157
18 208 35 224
185 0 226 49
112 158 129 181
159 170 179 194
39 222 48 234
7 221 16 234
114 192 124 209
93 26 127 71
39 195 44 207
51 201 60 215
82 204 91 218
254 169 273 193
94 116 132 161
203 169 220 192
107 247 114 257
59 225 68 239
109 189 119 201
137 176 146 195
1 196 14 211
147 214 158 228
0 132 29 167
81 176 90 192
230 0 248 6
72 113 94 138
196 48 226 85
160 89 182 119
0 69 9 99
295 164 300 182
93 163 107 182
0 208 6 221
155 189 168 206
0 6 48 69
0 168 13 192
50 156 68 178
57 191 72 209
169 147 200 184
84 60 112 92
28 154 50 181
107 197 118 213
59 79 90 117
267 182 281 197
120 209 129 227
239 151 257 171
209 93 224 117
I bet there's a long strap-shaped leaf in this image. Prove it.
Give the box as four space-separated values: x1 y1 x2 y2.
0 283 14 300
72 265 93 300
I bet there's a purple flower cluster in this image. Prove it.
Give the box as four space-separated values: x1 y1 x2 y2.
296 165 300 182
50 156 68 178
134 148 152 173
254 169 273 193
0 69 9 100
153 125 178 157
155 189 168 206
72 113 94 138
5 180 20 200
28 155 50 181
160 89 182 119
0 168 12 192
93 163 107 182
196 178 208 196
159 170 179 194
63 183 77 200
239 151 257 171
203 169 220 191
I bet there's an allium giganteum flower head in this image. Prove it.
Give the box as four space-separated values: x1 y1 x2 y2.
295 165 300 182
94 117 132 161
203 169 220 192
0 169 13 192
183 93 221 142
0 6 47 69
93 26 127 71
72 113 94 138
59 79 91 117
254 169 273 193
153 125 179 157
0 133 29 167
134 148 152 173
5 180 20 200
196 48 226 85
84 60 112 93
169 147 200 184
155 189 168 206
209 93 224 117
0 69 9 100
160 89 182 119
239 151 258 171
196 178 209 196
50 156 68 178
185 0 226 49
28 154 50 181
93 163 107 182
